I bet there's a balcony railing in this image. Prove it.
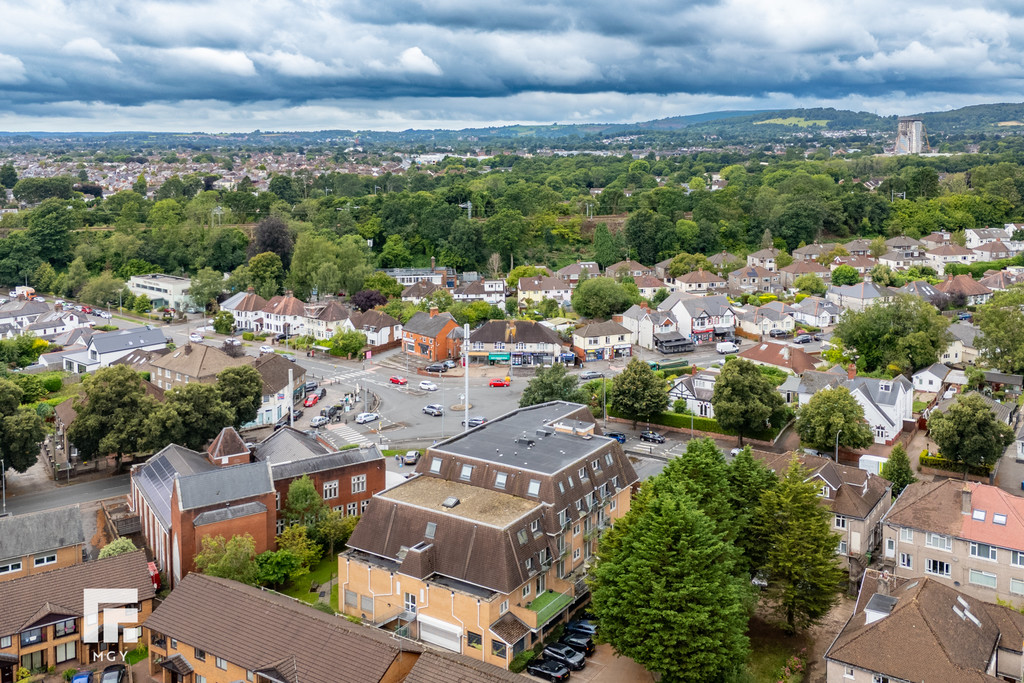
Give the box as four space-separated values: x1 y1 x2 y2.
527 590 573 626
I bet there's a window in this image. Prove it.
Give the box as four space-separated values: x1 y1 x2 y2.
276 519 285 535
275 491 280 510
323 480 339 499
171 638 177 649
361 595 373 613
34 554 56 567
530 519 540 534
558 509 569 527
347 502 358 516
460 464 474 481
0 560 22 575
1011 578 1024 596
610 499 617 511
54 619 76 637
573 548 581 561
361 499 370 513
872 676 889 683
925 533 951 551
522 584 531 598
592 459 600 472
194 648 206 662
995 514 1008 525
499 600 509 614
844 666 855 679
495 472 508 489
578 467 588 481
567 476 574 488
838 540 847 554
20 628 43 647
425 522 437 539
527 479 541 497
333 505 344 512
970 542 997 561
557 480 565 493
900 528 914 543
605 452 613 466
517 529 529 545
351 474 367 493
926 558 951 577
969 569 998 589
216 657 228 670
819 486 829 497
345 589 358 608
246 672 254 682
467 631 483 650
1012 551 1024 568
196 676 206 683
491 641 507 659
899 553 912 569
972 509 986 521
55 641 75 664
834 515 847 529
404 592 417 614
0 636 10 649
573 524 580 536
430 458 442 474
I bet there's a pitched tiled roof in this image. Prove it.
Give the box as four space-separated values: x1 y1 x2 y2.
268 445 383 481
222 289 268 313
606 259 651 274
402 281 445 299
313 300 350 322
0 551 155 638
489 612 531 645
0 505 84 559
675 269 725 283
469 320 562 345
207 427 249 460
757 453 890 519
253 426 332 465
517 276 570 292
250 351 307 394
575 320 630 337
739 341 818 374
143 573 422 683
149 343 246 380
349 309 400 331
935 274 993 297
928 243 975 256
781 261 829 275
404 311 458 337
263 292 307 317
403 651 523 683
707 250 739 266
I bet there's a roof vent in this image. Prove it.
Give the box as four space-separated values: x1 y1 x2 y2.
441 496 460 509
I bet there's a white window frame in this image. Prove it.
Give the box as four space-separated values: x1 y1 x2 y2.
499 600 508 614
838 540 847 555
899 553 912 569
970 542 997 562
834 515 847 530
522 584 531 598
1012 550 1024 568
460 464 474 481
347 501 358 516
527 479 541 497
925 558 951 578
969 569 998 589
0 560 22 575
351 474 367 494
33 554 56 567
844 666 855 679
216 657 228 671
494 472 508 489
430 457 442 474
900 528 914 543
323 480 339 500
1011 578 1024 596
925 532 951 551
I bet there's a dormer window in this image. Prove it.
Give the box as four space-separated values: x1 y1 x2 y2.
879 382 891 392
819 486 829 498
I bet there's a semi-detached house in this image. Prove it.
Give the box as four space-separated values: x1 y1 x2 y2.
657 292 736 345
572 320 632 361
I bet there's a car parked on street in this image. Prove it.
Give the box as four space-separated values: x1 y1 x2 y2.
525 659 570 682
768 328 789 338
259 345 274 354
424 363 448 373
389 376 408 385
580 370 604 380
639 431 665 444
303 394 320 407
793 334 816 344
542 643 586 671
489 377 510 387
189 332 204 343
422 404 444 416
310 415 329 428
304 381 319 392
604 431 627 443
224 337 240 346
419 380 437 391
355 412 379 424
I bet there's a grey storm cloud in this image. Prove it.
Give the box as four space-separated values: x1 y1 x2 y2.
0 0 1023 131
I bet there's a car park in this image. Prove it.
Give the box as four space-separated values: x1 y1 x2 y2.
259 345 275 354
560 632 595 656
542 643 586 671
525 659 570 682
355 412 379 424
303 394 320 407
389 376 408 385
189 332 204 343
419 380 437 391
423 404 444 416
310 415 329 428
402 450 420 465
424 363 448 373
442 359 458 369
640 431 665 444
580 370 604 380
100 664 126 683
462 416 487 427
604 431 627 443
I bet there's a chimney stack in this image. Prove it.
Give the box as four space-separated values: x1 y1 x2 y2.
962 484 972 515
640 301 648 311
431 256 436 269
848 363 856 380
429 306 438 318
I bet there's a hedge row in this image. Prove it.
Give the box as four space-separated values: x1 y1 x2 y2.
919 453 991 477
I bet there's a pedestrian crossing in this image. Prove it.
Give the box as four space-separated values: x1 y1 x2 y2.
324 422 373 447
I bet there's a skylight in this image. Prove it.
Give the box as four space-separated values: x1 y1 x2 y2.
994 514 1007 525
972 509 986 522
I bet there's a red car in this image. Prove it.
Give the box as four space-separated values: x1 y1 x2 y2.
81 306 93 314
389 376 408 385
303 394 320 407
489 378 510 387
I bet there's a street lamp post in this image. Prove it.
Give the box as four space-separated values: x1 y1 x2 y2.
834 429 843 462
1 457 6 516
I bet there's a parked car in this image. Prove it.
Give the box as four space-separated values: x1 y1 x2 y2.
402 450 421 465
958 312 973 321
768 328 789 338
274 332 292 342
604 431 627 444
560 632 595 656
525 659 570 682
305 380 319 392
639 431 665 444
224 337 241 346
730 447 743 456
442 359 458 369
566 618 598 637
462 416 487 427
419 380 437 391
424 363 448 373
389 376 408 385
489 377 510 387
542 643 586 671
319 387 327 399
100 664 126 683
355 412 379 424
189 332 204 343
290 408 304 420
310 415 329 428
327 405 345 419
96 311 112 319
580 370 604 380
70 673 94 683
283 354 297 362
716 341 739 354
423 404 444 416
81 306 93 314
793 334 816 344
303 394 320 407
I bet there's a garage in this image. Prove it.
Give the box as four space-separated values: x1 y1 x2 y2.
418 613 463 652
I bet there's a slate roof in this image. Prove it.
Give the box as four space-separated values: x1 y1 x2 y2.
827 282 895 300
674 268 725 284
826 571 1023 682
404 311 457 338
574 320 630 338
915 363 951 382
91 327 167 354
555 261 600 279
932 391 1014 425
658 292 734 317
517 276 571 293
469 320 563 346
780 260 829 275
899 280 942 301
221 289 269 313
253 426 333 465
0 505 84 560
756 453 890 519
0 551 155 639
132 444 215 528
149 343 245 380
948 321 980 348
402 280 446 300
143 572 422 683
250 351 306 394
269 445 383 481
177 461 274 511
707 250 739 266
193 502 267 526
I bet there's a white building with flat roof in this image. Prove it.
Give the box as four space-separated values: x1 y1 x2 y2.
127 273 193 311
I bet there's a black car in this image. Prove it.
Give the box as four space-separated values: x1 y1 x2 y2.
639 430 665 444
525 658 570 682
275 332 293 342
100 664 126 683
567 618 598 637
768 328 789 338
793 334 817 344
291 408 304 420
604 431 627 444
542 643 586 671
424 363 448 373
560 632 595 656
327 404 344 419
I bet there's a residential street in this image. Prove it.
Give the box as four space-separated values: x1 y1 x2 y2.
3 472 130 516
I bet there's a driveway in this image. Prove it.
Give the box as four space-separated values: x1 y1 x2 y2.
524 644 653 683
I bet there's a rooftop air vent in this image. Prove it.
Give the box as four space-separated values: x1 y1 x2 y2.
441 496 460 509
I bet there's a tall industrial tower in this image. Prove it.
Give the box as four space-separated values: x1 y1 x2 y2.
895 117 926 154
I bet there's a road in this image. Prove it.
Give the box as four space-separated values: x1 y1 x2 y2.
4 474 130 516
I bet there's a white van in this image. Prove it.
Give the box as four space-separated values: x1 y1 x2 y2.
716 341 739 354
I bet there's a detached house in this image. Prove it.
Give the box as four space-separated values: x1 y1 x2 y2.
973 240 1013 262
573 321 632 361
402 280 448 304
738 341 818 375
792 243 829 262
945 321 980 364
220 287 267 331
670 268 726 294
789 296 841 327
826 282 896 312
746 247 780 272
926 243 976 275
737 301 797 337
403 309 460 362
62 327 168 373
965 227 1010 248
348 309 402 348
669 367 719 418
728 265 781 293
935 274 993 306
341 402 639 669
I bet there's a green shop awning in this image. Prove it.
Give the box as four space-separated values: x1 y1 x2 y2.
488 353 511 361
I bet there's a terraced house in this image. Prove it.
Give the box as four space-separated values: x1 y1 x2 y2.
0 506 84 583
340 402 638 669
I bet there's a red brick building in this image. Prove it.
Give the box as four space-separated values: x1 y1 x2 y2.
402 308 460 362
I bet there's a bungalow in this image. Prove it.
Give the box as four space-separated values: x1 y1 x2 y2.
935 274 993 306
738 341 818 375
383 261 458 287
926 243 975 275
573 320 632 361
0 506 84 583
403 309 460 362
746 247 780 272
62 327 168 373
899 280 943 305
789 296 841 327
973 240 1014 262
468 319 566 367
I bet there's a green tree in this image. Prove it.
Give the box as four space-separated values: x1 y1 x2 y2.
212 310 234 335
276 523 323 570
378 234 413 268
146 383 234 451
98 537 138 559
27 197 78 266
592 223 622 267
830 264 861 286
0 162 16 189
519 363 581 407
188 267 225 311
590 482 750 681
793 273 827 295
283 474 328 527
928 393 1014 477
0 397 47 473
727 447 778 573
506 264 548 291
975 286 1024 373
484 209 530 264
711 358 787 447
794 386 874 453
363 272 402 299
833 293 952 373
880 443 916 497
255 549 304 588
147 198 183 228
132 174 147 196
330 329 367 357
667 252 714 278
78 271 125 307
31 262 57 293
132 293 151 314
315 509 359 557
217 365 263 428
571 277 633 319
64 257 91 297
248 251 285 299
755 458 845 634
194 534 259 585
610 358 668 428
67 366 156 467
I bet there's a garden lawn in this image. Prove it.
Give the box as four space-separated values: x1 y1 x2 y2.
280 555 338 604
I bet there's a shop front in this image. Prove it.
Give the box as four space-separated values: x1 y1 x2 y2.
613 344 632 358
487 352 510 365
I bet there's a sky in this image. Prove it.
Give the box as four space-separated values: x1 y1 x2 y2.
1 0 1023 133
